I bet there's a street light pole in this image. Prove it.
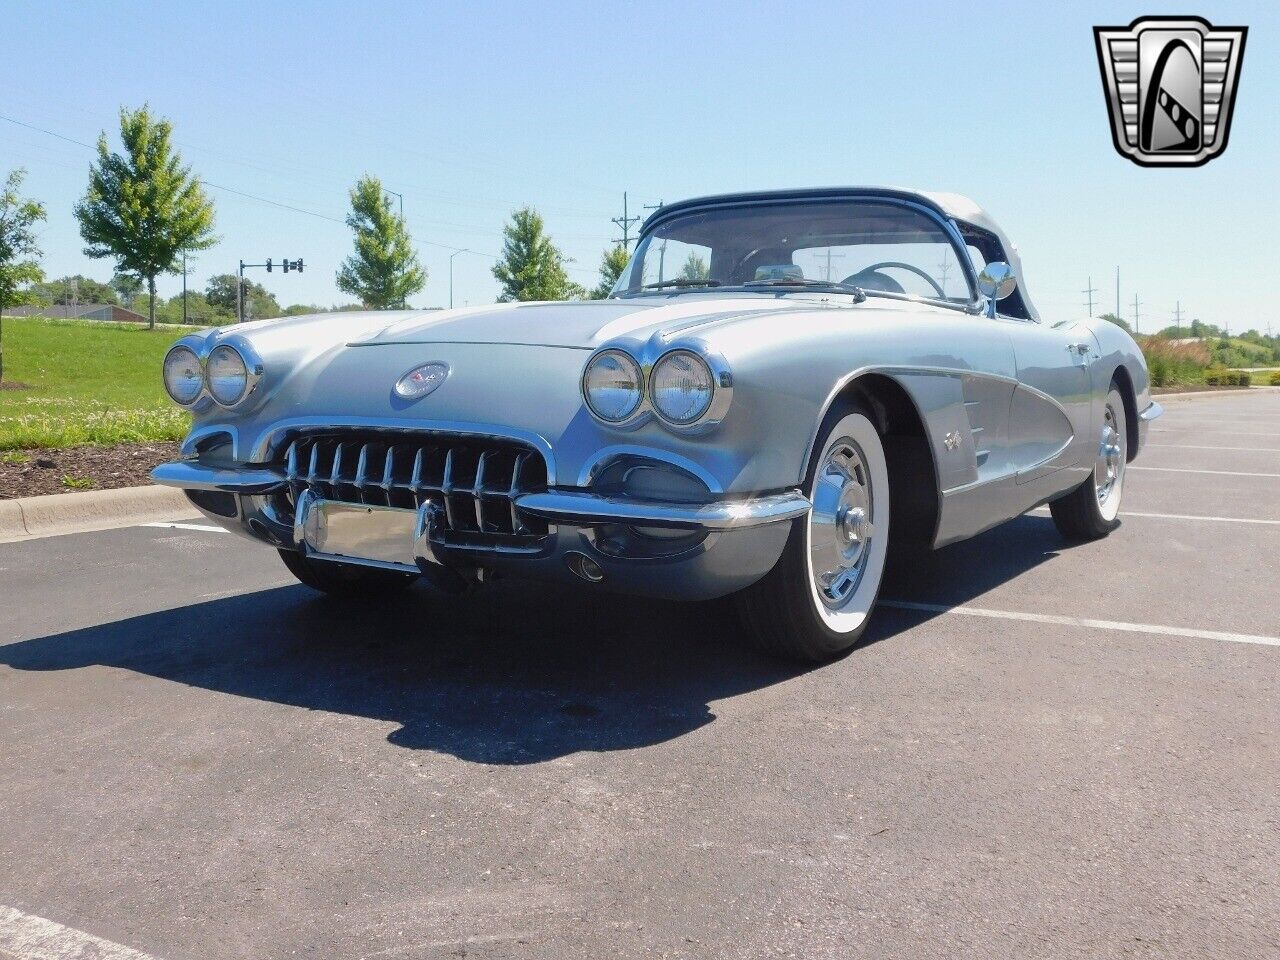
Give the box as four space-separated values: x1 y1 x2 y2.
385 190 406 307
449 249 468 309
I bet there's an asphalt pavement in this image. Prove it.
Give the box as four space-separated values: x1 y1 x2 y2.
1 390 1277 960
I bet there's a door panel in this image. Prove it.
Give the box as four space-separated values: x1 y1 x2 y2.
1003 318 1094 481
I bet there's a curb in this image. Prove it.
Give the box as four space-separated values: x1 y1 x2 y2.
1153 386 1280 401
0 485 201 544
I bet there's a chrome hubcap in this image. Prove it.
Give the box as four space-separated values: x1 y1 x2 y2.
809 441 874 607
1096 403 1123 505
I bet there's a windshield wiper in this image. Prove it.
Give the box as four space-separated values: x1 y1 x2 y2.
742 278 866 301
641 277 722 290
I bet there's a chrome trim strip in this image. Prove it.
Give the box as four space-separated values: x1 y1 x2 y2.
514 489 810 530
151 460 287 494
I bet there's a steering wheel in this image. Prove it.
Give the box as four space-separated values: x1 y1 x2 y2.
843 261 946 299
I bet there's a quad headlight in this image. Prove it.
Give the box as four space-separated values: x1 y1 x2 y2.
162 346 204 405
650 350 715 425
206 344 250 405
582 349 644 422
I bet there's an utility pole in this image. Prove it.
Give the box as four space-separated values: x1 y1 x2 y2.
385 191 406 307
611 192 641 249
937 250 951 295
1173 300 1184 337
448 249 469 310
1115 266 1121 319
818 248 847 282
181 251 188 325
1132 292 1142 334
1082 275 1098 316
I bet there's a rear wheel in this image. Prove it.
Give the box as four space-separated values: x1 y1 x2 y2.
1049 383 1128 541
278 548 418 597
733 404 890 662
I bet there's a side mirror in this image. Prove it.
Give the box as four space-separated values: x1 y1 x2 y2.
977 262 1017 317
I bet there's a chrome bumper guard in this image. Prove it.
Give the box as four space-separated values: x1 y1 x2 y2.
151 460 811 534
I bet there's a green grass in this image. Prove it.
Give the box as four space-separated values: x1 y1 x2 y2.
0 316 192 450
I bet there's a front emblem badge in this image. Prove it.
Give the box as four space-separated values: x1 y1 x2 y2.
395 362 449 399
1094 16 1247 167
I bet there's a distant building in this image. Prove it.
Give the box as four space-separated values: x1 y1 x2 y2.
6 303 148 324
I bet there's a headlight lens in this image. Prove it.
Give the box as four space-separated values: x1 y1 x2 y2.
162 346 203 405
650 350 714 424
583 350 644 422
206 344 249 405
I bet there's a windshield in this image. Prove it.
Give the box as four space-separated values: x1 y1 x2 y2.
612 199 974 304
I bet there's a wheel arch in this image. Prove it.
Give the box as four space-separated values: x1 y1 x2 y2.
819 372 941 552
1109 363 1139 460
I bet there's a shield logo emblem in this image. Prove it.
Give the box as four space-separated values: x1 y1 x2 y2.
1094 17 1247 167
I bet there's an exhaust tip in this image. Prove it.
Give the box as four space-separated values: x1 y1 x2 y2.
565 551 604 583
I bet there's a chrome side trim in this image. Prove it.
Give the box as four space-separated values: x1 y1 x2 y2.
151 460 287 494
514 489 810 530
1139 401 1164 421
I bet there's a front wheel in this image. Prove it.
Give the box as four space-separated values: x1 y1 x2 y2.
732 404 890 662
278 548 419 597
1049 383 1128 541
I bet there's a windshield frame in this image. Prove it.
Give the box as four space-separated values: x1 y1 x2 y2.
610 195 982 313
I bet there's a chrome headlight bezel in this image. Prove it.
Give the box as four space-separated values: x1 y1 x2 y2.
581 348 646 424
161 335 264 410
648 349 716 426
580 339 733 435
162 344 205 405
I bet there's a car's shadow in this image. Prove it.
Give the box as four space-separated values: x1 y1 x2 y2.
1 515 1075 764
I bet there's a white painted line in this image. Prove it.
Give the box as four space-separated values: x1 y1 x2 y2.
1030 506 1280 526
1130 466 1280 478
1152 429 1280 438
140 521 227 533
1145 443 1280 452
881 601 1280 648
1119 510 1280 525
0 906 162 960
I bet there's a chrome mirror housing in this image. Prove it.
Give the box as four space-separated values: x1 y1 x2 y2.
977 262 1017 317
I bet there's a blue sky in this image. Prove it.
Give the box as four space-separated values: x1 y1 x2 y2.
3 0 1276 333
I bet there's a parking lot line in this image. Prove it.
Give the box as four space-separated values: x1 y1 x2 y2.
881 601 1280 648
140 521 227 533
1129 466 1280 478
1145 443 1280 452
1030 506 1280 526
1151 429 1280 438
0 906 162 960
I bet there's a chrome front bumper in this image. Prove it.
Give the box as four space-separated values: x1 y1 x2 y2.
1136 400 1162 454
152 459 810 599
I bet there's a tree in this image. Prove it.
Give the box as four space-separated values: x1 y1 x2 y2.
591 245 630 299
109 272 143 308
335 175 425 309
681 251 709 281
36 274 119 307
492 207 580 302
74 104 217 329
1098 312 1131 333
205 273 280 320
0 168 47 383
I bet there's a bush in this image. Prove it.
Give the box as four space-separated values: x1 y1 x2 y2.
1270 371 1280 386
1140 336 1212 387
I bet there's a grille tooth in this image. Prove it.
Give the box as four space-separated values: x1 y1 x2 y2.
272 431 548 540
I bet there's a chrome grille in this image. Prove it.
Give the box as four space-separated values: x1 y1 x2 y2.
272 432 548 537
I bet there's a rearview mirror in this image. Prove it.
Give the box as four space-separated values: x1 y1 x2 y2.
977 262 1017 317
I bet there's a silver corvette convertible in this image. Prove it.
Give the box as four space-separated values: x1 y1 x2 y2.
153 187 1161 661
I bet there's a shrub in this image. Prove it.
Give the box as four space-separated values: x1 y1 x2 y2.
1270 371 1280 386
1139 336 1212 387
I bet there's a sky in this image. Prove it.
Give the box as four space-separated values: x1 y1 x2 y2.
3 0 1277 334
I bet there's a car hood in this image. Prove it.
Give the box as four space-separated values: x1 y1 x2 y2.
350 297 808 350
